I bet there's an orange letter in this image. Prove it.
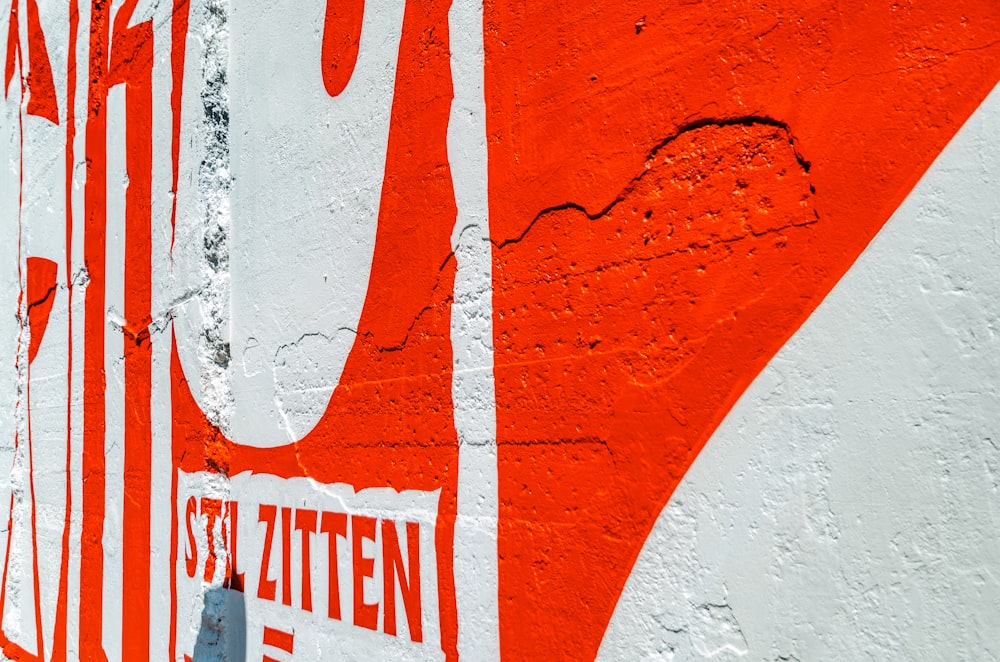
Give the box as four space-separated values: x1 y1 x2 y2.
223 501 244 591
321 511 347 620
184 497 198 578
281 507 292 606
351 515 378 630
257 505 278 601
295 509 317 612
382 520 422 642
200 498 223 583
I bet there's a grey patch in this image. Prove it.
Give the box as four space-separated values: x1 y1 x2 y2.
192 587 246 661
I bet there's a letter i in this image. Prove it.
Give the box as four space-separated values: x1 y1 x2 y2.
281 507 292 606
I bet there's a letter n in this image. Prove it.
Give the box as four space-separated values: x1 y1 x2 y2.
382 520 422 642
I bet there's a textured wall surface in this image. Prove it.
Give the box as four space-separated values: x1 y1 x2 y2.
1 0 998 660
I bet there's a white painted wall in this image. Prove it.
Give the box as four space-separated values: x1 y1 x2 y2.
2 0 999 659
171 0 406 446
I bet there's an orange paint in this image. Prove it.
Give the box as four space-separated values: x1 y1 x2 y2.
3 0 59 123
3 0 15 93
80 0 110 655
486 1 1000 658
322 0 365 97
22 0 58 123
109 5 155 655
382 520 422 642
80 0 156 658
25 257 57 364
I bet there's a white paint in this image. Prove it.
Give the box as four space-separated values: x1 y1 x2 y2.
599 83 1000 661
172 0 407 446
448 0 500 660
171 0 236 441
101 79 126 661
174 472 445 661
0 96 38 656
0 22 21 645
4 1 1000 659
67 2 91 655
148 0 180 656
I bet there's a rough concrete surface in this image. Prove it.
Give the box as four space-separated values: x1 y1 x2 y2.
1 0 999 660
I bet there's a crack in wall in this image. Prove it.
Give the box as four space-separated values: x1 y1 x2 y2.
493 116 818 401
25 283 57 313
494 116 815 250
398 118 815 365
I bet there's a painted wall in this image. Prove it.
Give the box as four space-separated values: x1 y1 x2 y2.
1 1 999 660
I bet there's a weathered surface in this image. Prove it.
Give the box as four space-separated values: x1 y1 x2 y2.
1 0 998 660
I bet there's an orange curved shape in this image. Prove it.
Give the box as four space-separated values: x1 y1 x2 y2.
26 256 58 364
322 0 365 97
23 0 58 123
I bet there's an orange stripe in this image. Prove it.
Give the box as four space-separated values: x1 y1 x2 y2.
80 0 110 657
262 626 294 653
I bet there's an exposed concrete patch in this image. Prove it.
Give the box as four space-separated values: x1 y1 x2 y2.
192 0 235 437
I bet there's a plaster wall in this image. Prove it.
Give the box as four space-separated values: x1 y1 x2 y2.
0 0 998 660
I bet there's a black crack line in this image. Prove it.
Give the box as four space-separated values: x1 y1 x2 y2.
493 115 815 250
26 283 58 313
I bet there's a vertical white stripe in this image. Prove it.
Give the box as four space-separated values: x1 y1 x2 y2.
448 0 500 659
2 68 39 656
102 81 126 659
0 10 19 629
67 2 91 654
148 0 175 655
